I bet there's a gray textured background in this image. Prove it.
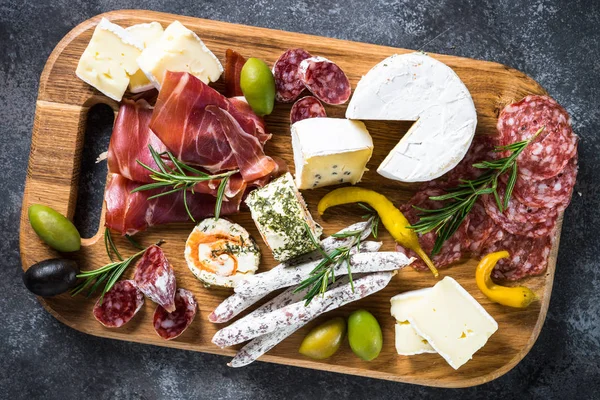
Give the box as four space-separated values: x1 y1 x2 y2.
2 0 599 399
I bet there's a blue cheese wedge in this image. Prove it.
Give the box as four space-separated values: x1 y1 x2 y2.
390 288 436 355
346 52 477 182
125 22 164 93
136 20 223 89
245 172 323 262
407 277 498 370
75 18 144 101
185 218 260 288
291 118 374 190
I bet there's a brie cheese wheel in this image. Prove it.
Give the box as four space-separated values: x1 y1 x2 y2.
137 20 223 89
185 218 260 288
125 22 164 93
346 52 477 182
407 277 498 370
291 118 373 190
390 288 436 355
245 172 323 262
75 18 144 101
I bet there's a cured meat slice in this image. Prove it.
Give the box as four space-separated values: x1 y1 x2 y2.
134 245 176 312
496 95 578 180
290 96 326 124
512 156 578 210
153 288 197 340
224 49 246 97
93 280 144 328
272 48 312 103
298 56 351 105
443 135 497 186
228 96 269 143
465 201 495 255
105 174 243 236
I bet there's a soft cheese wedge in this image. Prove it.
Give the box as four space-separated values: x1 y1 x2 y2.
137 20 223 89
346 52 477 182
245 172 323 262
125 22 164 93
390 288 436 355
76 18 144 101
291 118 373 190
407 277 498 370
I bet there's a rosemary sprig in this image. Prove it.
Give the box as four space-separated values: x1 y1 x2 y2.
295 218 379 305
131 145 238 221
410 126 545 256
104 227 123 262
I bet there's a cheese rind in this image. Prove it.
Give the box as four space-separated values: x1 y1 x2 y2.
346 52 477 182
125 22 164 93
245 172 323 262
407 277 498 370
136 20 223 89
291 118 374 190
390 288 436 355
75 18 144 101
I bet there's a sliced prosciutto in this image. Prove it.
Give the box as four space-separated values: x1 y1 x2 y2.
105 174 243 236
224 49 246 97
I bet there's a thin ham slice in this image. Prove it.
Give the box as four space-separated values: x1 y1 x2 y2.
224 49 246 97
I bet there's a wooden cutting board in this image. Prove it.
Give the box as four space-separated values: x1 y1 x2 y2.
19 9 559 388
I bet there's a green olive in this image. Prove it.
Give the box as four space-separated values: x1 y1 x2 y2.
28 204 81 252
240 57 275 116
347 309 382 361
299 317 346 360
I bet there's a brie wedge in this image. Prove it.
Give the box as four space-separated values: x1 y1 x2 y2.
390 288 436 355
75 18 144 101
137 20 223 89
125 22 164 93
346 52 477 182
291 118 373 190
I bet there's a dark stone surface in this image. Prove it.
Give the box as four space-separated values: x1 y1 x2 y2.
2 0 599 398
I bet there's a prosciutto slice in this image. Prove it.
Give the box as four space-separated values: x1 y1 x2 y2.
105 174 243 236
224 49 246 97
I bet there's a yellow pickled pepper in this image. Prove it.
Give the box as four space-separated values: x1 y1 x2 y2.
318 187 439 277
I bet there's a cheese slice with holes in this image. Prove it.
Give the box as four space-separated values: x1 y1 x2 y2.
125 22 164 93
407 277 498 370
346 52 477 182
390 288 436 355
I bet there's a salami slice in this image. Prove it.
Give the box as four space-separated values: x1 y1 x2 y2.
153 288 197 340
480 228 535 280
290 96 326 124
465 200 495 255
272 48 312 103
444 135 497 185
134 245 176 312
512 156 578 210
93 280 144 328
298 56 351 105
497 95 578 180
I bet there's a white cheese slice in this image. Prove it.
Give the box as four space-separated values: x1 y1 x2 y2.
291 118 373 190
136 20 223 89
125 22 164 93
245 172 323 262
75 18 144 101
346 52 477 182
407 277 498 370
390 288 436 355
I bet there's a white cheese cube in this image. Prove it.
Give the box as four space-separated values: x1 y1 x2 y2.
245 172 323 262
390 288 436 355
75 18 144 101
291 118 373 190
407 277 498 370
125 22 164 93
136 20 223 90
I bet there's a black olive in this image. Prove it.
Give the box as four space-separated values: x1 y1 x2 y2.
23 259 79 297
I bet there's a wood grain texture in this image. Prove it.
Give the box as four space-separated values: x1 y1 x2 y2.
19 9 559 388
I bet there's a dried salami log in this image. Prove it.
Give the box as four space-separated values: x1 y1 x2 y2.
93 280 144 328
134 245 176 312
290 96 326 124
272 48 312 103
153 288 197 340
224 49 246 97
298 56 351 105
497 95 578 180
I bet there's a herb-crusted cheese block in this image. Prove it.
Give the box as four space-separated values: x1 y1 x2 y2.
346 52 477 182
291 118 373 190
245 172 323 262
